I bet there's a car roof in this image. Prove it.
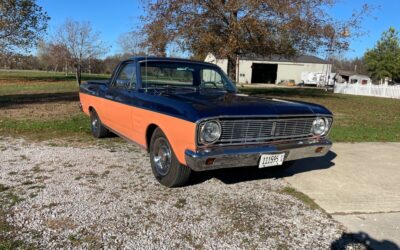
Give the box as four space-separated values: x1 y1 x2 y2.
128 56 217 67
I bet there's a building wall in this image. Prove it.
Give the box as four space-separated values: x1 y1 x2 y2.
238 60 331 84
276 62 331 84
204 54 228 73
204 54 332 84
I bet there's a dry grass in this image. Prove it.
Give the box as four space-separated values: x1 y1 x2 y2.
0 102 80 121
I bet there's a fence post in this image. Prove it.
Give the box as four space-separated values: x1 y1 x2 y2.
369 83 372 96
384 84 387 98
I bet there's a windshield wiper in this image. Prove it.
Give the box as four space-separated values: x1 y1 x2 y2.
144 85 198 94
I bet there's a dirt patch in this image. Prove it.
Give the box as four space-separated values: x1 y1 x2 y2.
0 102 80 120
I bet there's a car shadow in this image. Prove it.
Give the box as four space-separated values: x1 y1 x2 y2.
0 92 79 107
331 231 399 250
189 151 337 185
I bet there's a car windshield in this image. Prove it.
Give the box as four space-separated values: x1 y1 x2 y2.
140 61 236 92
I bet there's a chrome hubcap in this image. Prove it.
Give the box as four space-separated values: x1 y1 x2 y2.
153 138 171 176
92 117 98 132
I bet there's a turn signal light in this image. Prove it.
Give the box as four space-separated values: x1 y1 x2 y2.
315 147 324 153
205 158 216 165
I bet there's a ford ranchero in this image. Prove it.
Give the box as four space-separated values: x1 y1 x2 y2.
79 57 333 187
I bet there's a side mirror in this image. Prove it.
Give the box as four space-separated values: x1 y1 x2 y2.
87 80 109 87
116 79 124 85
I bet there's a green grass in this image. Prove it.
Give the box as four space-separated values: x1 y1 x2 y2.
0 114 92 140
0 69 109 82
0 81 78 95
0 70 109 96
280 187 322 211
240 87 400 142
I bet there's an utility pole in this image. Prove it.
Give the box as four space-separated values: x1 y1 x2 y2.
236 55 240 84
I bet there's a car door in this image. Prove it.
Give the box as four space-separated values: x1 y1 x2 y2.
103 62 136 137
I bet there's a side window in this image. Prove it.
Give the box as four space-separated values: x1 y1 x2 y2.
200 69 224 89
114 63 136 89
350 79 358 84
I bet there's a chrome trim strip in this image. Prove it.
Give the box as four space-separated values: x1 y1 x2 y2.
195 114 333 124
185 138 332 171
218 134 313 143
103 124 147 151
197 136 322 149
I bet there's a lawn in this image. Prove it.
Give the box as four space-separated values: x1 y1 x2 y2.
0 70 399 142
0 69 109 83
0 70 110 142
0 70 109 95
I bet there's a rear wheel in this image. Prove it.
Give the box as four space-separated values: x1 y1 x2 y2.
90 110 108 138
149 128 191 187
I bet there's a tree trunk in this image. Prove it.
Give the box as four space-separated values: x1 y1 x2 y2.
227 55 237 84
65 62 68 76
75 64 82 85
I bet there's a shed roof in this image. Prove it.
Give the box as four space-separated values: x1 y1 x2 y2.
238 54 330 64
336 69 357 77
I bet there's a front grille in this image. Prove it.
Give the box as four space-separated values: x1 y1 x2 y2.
217 117 315 145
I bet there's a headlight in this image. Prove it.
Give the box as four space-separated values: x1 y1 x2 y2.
312 117 330 136
199 120 221 144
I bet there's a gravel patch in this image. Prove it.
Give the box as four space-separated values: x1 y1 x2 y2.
0 137 352 249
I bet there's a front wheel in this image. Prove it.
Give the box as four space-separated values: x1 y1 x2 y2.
149 128 191 187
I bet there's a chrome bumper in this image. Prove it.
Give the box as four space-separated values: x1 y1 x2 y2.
185 138 332 171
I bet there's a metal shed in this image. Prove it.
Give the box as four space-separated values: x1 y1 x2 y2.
205 53 332 85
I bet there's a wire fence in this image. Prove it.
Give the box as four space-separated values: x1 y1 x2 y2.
334 83 400 99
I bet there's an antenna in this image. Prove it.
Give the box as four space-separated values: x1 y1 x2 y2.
145 54 148 92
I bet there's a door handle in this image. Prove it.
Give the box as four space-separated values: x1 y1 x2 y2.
105 94 114 99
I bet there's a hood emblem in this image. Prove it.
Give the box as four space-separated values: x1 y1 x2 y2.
271 122 280 136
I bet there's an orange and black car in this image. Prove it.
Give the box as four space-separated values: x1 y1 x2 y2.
79 57 333 187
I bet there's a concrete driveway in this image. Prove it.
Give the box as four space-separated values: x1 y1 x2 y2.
285 143 400 250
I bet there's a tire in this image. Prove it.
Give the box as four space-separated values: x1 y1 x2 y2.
90 110 108 138
149 128 191 187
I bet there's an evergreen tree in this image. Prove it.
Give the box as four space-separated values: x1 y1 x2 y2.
364 28 400 82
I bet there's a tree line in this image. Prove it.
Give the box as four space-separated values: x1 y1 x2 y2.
0 48 133 75
4 0 396 84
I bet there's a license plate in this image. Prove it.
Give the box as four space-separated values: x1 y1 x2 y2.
259 153 285 168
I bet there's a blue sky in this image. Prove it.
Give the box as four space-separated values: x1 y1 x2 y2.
37 0 400 59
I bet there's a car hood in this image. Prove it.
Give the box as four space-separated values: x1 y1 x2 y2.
160 90 332 121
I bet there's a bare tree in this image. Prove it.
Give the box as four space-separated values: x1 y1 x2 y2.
141 0 371 81
37 40 72 73
118 31 148 56
49 44 72 73
0 0 49 54
103 54 131 74
56 19 108 85
36 40 52 71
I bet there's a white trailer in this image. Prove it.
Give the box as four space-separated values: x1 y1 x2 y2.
349 75 372 85
301 72 336 86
